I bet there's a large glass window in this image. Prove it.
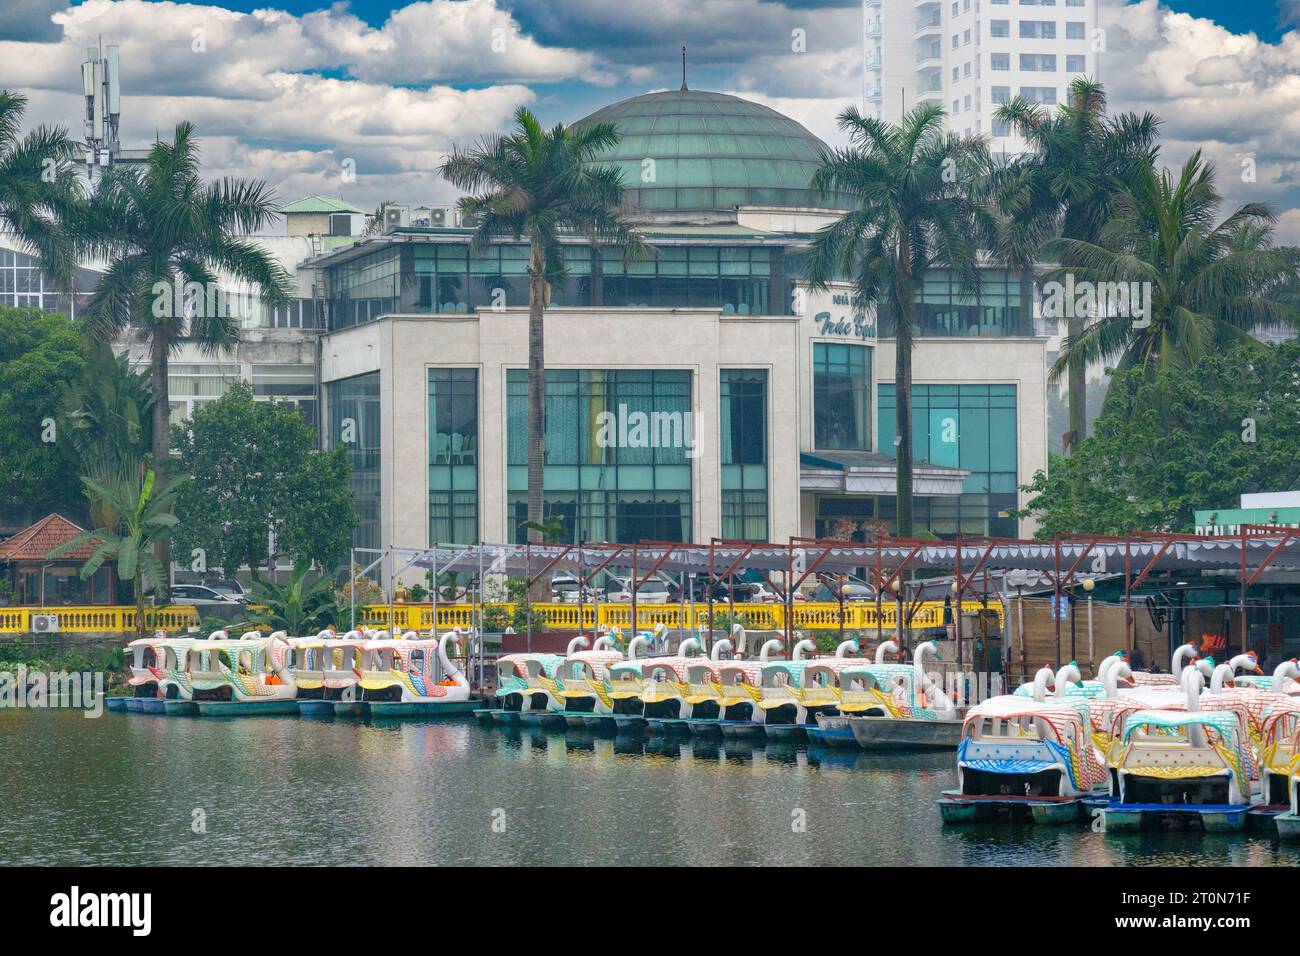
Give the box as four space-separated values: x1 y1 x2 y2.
328 372 381 554
721 369 768 541
813 343 872 451
328 247 400 330
877 268 1032 337
428 368 478 544
252 364 316 428
328 240 791 326
506 369 693 543
877 383 1018 536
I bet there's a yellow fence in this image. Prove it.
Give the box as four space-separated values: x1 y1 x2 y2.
357 600 1002 633
0 600 1002 635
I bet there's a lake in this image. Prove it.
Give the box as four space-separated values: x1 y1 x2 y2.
3 709 1298 867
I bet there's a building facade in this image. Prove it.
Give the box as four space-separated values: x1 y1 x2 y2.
312 89 1049 557
863 0 1099 153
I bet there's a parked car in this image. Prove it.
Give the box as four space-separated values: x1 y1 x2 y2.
199 579 249 602
605 576 672 604
810 574 876 602
167 584 247 615
550 575 599 604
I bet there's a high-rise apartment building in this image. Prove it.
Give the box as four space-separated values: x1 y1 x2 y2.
863 0 1099 154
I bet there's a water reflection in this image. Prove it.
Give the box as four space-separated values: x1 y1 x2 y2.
3 710 1300 867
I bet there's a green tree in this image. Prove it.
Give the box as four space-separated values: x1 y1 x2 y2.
57 340 154 527
0 90 83 291
48 467 184 636
1014 341 1300 536
440 108 642 566
1047 151 1300 385
994 79 1161 451
172 383 357 573
76 122 293 571
243 561 339 635
805 104 996 535
0 305 85 524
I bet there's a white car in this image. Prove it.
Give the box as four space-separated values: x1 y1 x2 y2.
604 577 671 604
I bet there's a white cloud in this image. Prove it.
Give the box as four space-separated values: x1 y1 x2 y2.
1098 0 1300 227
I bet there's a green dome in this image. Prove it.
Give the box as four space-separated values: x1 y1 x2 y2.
576 89 842 214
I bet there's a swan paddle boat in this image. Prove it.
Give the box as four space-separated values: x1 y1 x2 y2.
639 636 707 734
708 639 785 739
810 639 903 747
847 641 961 750
558 645 632 731
1100 666 1256 833
939 665 1106 824
1264 700 1300 840
759 637 865 741
125 631 212 714
347 629 475 717
293 630 369 716
487 634 591 726
187 631 300 716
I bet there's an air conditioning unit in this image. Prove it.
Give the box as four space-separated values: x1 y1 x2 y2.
382 204 410 233
31 614 60 633
428 205 457 228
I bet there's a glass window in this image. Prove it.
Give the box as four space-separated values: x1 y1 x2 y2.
429 368 479 544
506 369 694 543
813 343 872 451
876 383 1018 537
991 52 1010 70
721 370 768 541
328 372 381 555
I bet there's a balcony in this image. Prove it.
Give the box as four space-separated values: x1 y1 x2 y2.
865 19 881 38
914 14 942 38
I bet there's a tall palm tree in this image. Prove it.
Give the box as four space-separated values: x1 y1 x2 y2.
75 122 293 575
994 78 1160 452
49 467 184 637
0 90 83 292
1047 150 1300 378
805 104 996 537
58 341 155 528
440 107 641 551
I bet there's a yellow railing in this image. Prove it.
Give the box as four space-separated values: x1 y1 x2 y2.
0 605 202 634
0 600 1002 635
356 600 1002 633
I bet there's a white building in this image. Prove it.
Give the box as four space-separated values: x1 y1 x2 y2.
310 88 1049 558
863 0 1099 153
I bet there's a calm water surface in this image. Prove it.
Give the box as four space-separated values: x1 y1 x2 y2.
4 709 1298 867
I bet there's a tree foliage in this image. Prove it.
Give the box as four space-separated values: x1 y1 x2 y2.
804 104 996 535
0 305 85 522
1014 341 1300 536
242 561 339 635
172 383 357 573
48 467 184 635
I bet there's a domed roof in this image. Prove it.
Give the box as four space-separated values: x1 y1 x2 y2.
575 89 843 214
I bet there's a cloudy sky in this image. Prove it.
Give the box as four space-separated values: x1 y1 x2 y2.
1 0 1299 237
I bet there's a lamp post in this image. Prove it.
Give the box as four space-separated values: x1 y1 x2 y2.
1081 577 1095 677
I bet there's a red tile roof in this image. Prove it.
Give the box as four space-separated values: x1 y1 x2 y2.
0 514 96 561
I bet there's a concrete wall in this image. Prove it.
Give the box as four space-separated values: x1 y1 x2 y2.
321 307 804 558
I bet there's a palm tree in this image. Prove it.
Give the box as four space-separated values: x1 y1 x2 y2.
1046 150 1300 380
805 104 996 537
0 90 83 292
49 467 184 637
440 107 642 553
75 121 293 574
244 560 339 635
58 341 155 528
994 79 1160 452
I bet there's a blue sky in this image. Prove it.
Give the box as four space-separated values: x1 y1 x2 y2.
1 0 1299 239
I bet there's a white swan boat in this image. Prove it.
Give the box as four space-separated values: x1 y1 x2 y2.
1100 665 1257 832
187 631 300 716
939 664 1107 823
293 629 369 716
346 629 475 717
846 641 961 750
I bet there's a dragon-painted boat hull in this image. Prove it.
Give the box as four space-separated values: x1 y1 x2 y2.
850 716 962 750
196 699 300 717
367 699 480 718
